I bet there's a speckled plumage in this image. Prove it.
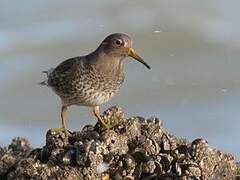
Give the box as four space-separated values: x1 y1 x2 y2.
47 56 124 106
41 33 150 136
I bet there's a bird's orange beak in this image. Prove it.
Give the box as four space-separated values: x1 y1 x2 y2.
128 48 151 69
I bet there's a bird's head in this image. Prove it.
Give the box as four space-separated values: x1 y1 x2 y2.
98 33 151 69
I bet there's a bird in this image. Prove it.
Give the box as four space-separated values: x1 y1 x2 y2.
40 33 150 137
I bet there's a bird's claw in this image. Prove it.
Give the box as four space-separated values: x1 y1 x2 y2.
50 127 72 138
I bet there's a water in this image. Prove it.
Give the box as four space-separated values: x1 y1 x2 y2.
0 1 239 159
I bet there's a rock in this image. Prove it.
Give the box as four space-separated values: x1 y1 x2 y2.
0 106 239 179
0 138 31 178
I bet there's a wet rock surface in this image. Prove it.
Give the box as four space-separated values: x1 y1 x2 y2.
0 106 239 179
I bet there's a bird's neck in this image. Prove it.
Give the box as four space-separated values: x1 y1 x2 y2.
87 49 124 76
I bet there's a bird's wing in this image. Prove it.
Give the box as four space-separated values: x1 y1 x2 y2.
54 57 78 74
47 57 79 88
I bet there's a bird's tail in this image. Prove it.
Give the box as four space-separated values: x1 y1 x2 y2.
38 68 54 86
38 80 48 86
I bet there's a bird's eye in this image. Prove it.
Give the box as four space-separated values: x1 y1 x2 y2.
114 39 122 46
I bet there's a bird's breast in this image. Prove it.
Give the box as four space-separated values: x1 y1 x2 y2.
63 68 124 106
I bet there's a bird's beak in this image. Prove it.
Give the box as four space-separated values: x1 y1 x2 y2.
128 48 151 69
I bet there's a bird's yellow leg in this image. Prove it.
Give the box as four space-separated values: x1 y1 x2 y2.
51 106 71 137
93 106 111 129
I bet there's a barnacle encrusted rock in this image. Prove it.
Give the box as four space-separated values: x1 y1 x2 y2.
0 138 31 178
0 106 239 179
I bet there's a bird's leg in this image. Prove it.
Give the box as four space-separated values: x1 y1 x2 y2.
60 106 69 136
51 106 71 137
93 106 111 129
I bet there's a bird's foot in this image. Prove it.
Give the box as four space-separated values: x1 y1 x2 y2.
97 116 122 130
97 117 112 129
93 106 121 130
50 127 72 138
